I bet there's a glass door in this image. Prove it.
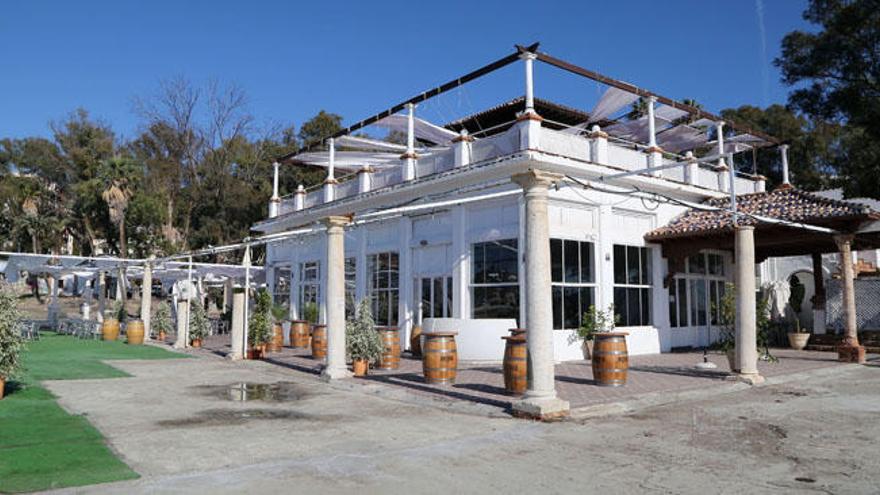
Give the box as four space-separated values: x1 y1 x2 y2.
415 276 452 326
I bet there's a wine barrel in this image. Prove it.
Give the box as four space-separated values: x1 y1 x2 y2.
126 320 145 345
311 324 327 359
267 323 284 352
377 326 400 370
502 335 527 395
509 328 527 338
422 332 458 385
102 318 120 341
289 320 310 348
410 325 423 357
592 333 629 387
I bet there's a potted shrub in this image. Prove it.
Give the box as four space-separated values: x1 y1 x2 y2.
346 300 383 376
189 300 210 348
786 276 810 350
568 305 616 360
0 285 24 400
714 283 738 371
247 289 272 359
152 302 173 341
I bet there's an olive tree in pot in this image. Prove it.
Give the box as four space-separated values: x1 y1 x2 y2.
0 285 25 400
248 289 273 359
786 275 810 350
189 300 210 348
346 300 383 376
151 302 173 341
568 305 617 360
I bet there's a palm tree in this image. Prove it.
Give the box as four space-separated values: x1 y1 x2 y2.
98 156 139 258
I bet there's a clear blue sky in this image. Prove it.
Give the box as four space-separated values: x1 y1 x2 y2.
0 1 812 141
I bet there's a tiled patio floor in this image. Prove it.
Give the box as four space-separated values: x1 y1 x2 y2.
195 335 863 411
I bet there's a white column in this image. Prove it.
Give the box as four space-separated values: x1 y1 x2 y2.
834 234 864 362
357 166 373 194
450 205 469 318
322 216 352 380
48 275 59 323
97 271 105 323
511 169 570 419
229 287 245 359
324 139 337 203
294 184 306 211
684 151 698 185
715 121 726 168
401 103 417 181
734 226 763 383
452 130 472 167
590 125 609 164
521 52 537 112
597 205 615 310
646 96 663 176
269 161 281 218
174 299 189 349
141 257 153 339
755 175 767 193
398 216 413 347
779 144 791 186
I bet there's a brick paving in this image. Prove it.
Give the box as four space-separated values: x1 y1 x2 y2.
194 334 864 411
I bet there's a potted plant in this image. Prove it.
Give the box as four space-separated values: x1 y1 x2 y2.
786 276 810 350
346 300 383 376
303 301 319 325
189 299 210 348
568 305 616 360
714 283 738 371
152 302 173 341
247 289 272 359
0 285 24 400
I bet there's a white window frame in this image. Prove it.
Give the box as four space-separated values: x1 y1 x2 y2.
551 238 597 331
470 239 519 320
669 252 727 329
613 244 653 327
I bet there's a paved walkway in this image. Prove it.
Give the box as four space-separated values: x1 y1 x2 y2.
192 334 856 412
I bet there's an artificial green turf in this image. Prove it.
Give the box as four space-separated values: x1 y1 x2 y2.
0 333 185 493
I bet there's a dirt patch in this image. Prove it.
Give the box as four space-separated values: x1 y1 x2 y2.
156 408 338 428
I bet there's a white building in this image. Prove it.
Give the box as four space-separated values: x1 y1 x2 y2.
254 46 879 417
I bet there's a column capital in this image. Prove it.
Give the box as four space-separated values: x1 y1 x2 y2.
833 233 855 249
323 215 351 229
735 224 755 232
511 169 563 189
519 51 538 61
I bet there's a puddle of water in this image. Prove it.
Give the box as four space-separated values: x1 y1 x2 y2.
195 382 312 402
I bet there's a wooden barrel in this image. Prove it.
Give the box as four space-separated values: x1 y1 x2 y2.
267 323 284 352
377 326 400 370
410 325 423 357
509 328 527 338
102 318 120 341
592 333 629 387
311 324 327 359
289 320 310 348
502 335 527 395
422 332 458 385
126 320 145 345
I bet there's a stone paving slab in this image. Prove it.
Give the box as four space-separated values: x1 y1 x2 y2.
192 335 870 413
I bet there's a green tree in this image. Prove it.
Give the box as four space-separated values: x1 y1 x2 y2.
97 156 141 257
298 110 343 148
776 0 880 198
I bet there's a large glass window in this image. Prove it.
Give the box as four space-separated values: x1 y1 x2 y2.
298 261 320 323
471 239 519 320
273 267 291 309
551 239 596 330
417 276 452 324
613 245 652 326
345 257 356 319
368 252 399 327
669 252 726 328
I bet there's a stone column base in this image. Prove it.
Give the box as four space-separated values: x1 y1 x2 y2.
321 367 353 381
735 372 765 385
838 345 866 364
226 352 244 361
512 397 570 421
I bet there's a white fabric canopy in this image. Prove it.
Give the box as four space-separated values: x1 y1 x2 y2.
590 87 640 122
657 124 709 153
290 151 401 173
374 114 460 145
654 105 689 123
334 135 408 153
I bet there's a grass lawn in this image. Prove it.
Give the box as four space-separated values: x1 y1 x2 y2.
0 333 185 493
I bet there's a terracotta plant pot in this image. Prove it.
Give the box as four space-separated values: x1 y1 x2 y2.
247 347 264 360
788 332 810 350
581 340 594 360
352 358 369 377
191 338 202 348
157 331 166 342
